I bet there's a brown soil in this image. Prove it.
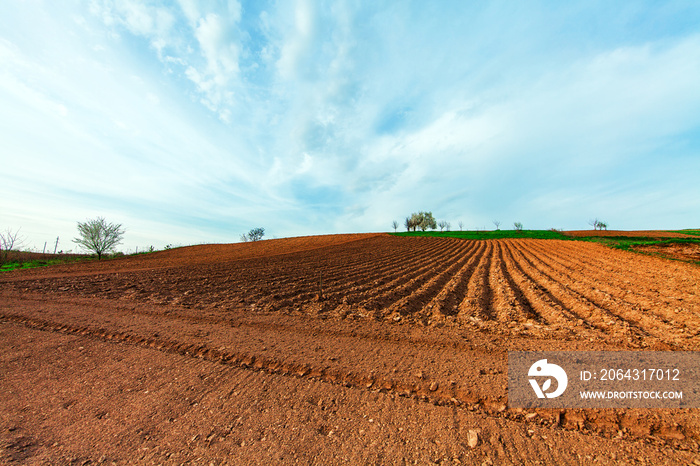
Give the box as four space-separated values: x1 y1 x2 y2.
1 234 699 464
632 242 700 263
564 230 698 239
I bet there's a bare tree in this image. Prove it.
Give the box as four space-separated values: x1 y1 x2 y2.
588 218 607 230
513 221 523 232
392 220 399 232
438 220 447 232
0 227 25 264
404 217 413 232
247 227 265 241
458 221 464 231
239 234 248 242
446 222 451 232
493 220 501 230
73 217 124 260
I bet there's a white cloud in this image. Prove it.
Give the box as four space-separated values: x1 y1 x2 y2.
188 12 240 110
90 0 176 51
276 0 315 80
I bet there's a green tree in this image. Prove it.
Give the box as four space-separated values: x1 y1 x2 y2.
410 212 437 231
73 217 124 260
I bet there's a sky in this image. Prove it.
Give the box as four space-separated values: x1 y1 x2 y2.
1 0 700 253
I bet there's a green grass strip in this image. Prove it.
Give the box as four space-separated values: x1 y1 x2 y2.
391 229 570 240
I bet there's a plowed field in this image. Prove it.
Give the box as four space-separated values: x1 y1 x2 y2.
1 234 699 464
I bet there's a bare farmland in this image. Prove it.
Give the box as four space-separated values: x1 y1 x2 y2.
1 234 699 464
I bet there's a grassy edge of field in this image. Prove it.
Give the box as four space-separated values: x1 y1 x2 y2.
0 251 147 273
0 256 94 273
674 229 700 236
391 229 569 240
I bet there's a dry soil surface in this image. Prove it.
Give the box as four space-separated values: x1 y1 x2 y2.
1 234 699 465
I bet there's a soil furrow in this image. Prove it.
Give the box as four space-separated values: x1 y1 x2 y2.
494 242 541 323
498 241 582 331
356 238 473 314
526 240 700 347
270 237 455 309
503 240 657 347
551 241 700 307
457 241 495 322
424 241 488 319
512 239 675 349
383 240 481 322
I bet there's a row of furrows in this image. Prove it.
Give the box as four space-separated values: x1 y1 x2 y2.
319 238 459 302
501 240 656 347
370 240 482 319
375 238 699 348
420 241 489 319
497 241 580 329
529 240 700 327
530 240 678 312
128 236 449 310
128 236 479 322
519 241 690 344
514 239 698 348
276 237 599 336
1 313 695 447
5 239 499 326
491 242 542 323
6 236 467 317
9 237 698 350
343 238 566 329
306 238 477 315
263 237 455 306
454 241 493 321
551 241 700 308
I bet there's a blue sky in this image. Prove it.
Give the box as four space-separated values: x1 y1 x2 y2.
1 0 699 252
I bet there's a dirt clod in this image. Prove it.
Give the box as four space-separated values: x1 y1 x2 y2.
467 430 479 448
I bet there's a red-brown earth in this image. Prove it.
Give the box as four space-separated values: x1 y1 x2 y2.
1 233 699 464
632 242 700 263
